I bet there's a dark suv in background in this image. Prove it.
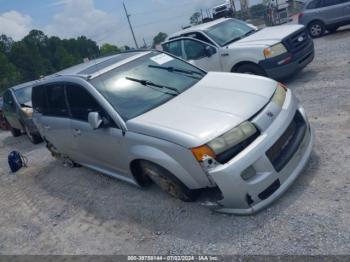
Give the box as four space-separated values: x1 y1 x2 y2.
299 0 350 37
2 81 43 144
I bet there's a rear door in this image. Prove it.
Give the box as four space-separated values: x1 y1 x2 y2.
65 83 130 177
319 0 346 24
341 0 350 20
37 83 73 155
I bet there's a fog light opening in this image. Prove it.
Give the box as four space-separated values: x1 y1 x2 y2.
241 166 256 181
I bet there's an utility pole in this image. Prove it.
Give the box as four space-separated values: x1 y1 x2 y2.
123 2 139 49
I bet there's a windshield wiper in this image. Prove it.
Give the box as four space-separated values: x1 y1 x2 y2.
125 77 180 96
148 65 205 78
244 29 257 37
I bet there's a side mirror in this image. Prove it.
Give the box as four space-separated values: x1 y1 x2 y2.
88 112 103 129
204 46 216 58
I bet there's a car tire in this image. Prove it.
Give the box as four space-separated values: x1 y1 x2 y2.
140 161 199 202
24 125 43 144
308 21 325 38
236 63 267 77
10 127 22 137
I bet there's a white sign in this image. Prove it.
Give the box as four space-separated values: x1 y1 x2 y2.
150 54 174 65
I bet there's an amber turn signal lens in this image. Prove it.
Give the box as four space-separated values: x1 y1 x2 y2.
279 83 288 91
191 145 216 162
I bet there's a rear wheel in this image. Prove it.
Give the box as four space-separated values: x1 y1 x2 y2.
308 21 325 38
24 125 42 144
10 127 21 137
140 161 198 202
236 63 266 77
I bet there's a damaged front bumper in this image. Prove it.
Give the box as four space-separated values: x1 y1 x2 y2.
206 92 314 215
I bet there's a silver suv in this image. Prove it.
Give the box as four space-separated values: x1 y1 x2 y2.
32 50 313 215
298 0 350 37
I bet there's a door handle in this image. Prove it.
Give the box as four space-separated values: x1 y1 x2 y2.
73 129 81 137
44 125 51 130
221 53 229 57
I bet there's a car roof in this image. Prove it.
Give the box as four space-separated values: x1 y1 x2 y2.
10 80 37 91
169 18 229 39
55 51 147 77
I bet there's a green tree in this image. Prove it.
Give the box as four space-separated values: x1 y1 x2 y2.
152 32 168 48
100 43 121 56
0 52 21 94
190 12 202 25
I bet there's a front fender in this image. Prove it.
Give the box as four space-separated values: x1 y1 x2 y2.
129 145 206 189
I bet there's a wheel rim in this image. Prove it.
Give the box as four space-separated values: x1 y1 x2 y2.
311 24 322 36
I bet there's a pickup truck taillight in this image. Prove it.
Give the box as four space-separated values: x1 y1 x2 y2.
298 12 304 20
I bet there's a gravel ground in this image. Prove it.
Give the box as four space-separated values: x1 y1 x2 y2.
0 27 350 255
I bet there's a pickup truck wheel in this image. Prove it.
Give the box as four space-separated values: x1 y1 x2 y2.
24 125 42 144
308 21 325 38
236 63 266 77
10 127 22 137
140 161 198 202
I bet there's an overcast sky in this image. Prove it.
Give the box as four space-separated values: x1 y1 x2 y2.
0 0 261 47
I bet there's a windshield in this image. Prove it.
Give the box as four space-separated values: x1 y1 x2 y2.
90 52 205 121
14 86 33 105
205 19 256 47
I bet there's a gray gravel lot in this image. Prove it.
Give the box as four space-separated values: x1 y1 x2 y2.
0 27 350 255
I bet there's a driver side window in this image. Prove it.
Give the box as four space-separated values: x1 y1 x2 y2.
66 83 115 127
183 39 214 60
184 39 206 60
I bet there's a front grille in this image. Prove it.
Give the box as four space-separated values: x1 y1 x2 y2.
283 29 311 53
258 179 281 200
266 111 307 172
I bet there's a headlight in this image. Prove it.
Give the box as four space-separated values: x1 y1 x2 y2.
271 83 287 107
264 43 287 58
21 107 33 117
191 121 258 162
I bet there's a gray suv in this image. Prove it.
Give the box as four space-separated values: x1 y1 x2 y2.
32 50 313 215
298 0 350 37
2 81 43 144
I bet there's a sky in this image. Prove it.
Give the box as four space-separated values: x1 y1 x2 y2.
0 0 261 47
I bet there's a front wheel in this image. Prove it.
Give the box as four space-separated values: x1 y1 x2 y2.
236 63 267 77
140 161 198 202
308 21 325 38
10 127 22 137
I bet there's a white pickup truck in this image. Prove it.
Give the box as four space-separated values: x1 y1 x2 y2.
162 18 314 79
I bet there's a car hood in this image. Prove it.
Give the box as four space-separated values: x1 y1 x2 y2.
127 72 277 148
230 24 304 47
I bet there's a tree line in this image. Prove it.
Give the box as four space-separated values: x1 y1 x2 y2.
0 30 128 94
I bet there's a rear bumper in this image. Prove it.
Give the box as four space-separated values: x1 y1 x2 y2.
207 92 313 215
259 40 315 79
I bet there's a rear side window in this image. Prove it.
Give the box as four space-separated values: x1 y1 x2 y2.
32 85 47 114
46 84 69 117
307 0 321 9
321 0 342 6
163 40 183 58
66 84 101 122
